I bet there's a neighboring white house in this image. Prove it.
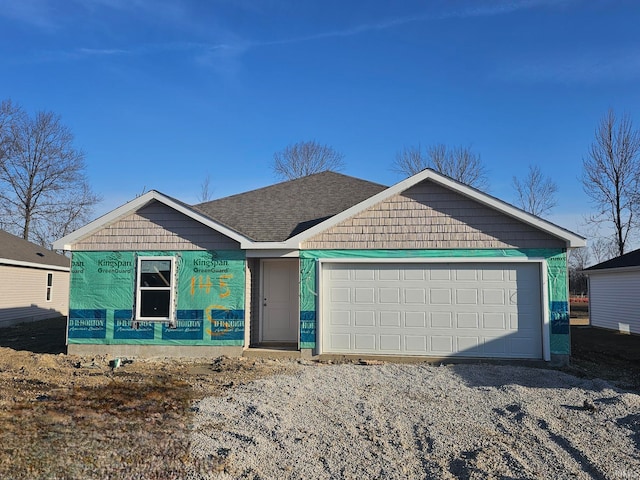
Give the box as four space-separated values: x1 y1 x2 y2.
0 229 70 328
585 248 640 335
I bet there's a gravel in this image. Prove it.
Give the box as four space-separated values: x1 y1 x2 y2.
190 362 640 480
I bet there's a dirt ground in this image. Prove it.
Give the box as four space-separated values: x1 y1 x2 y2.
569 301 590 326
0 317 639 479
0 318 296 479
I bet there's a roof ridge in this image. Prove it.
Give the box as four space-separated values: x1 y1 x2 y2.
194 171 387 207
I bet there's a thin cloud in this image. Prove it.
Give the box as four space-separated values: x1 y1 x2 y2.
45 42 239 62
252 0 577 48
452 0 576 18
9 0 580 69
77 48 131 56
0 0 57 29
498 49 640 84
0 0 190 31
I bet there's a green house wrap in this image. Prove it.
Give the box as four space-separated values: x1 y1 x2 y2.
68 250 246 346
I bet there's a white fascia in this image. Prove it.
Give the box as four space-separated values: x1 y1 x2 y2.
244 248 299 258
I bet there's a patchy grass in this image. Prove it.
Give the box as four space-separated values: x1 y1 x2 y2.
0 349 295 479
1 367 198 479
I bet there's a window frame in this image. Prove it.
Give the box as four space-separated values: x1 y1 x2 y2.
46 272 53 302
135 256 176 322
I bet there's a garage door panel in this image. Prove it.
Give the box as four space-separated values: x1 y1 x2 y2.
355 288 374 303
511 312 538 329
330 333 351 350
483 312 506 329
380 335 401 351
330 287 350 303
354 311 375 326
405 335 427 352
379 269 400 281
329 268 350 280
457 312 479 329
406 311 427 327
405 289 427 304
430 289 451 305
429 269 450 281
354 334 376 350
483 289 505 305
482 269 505 281
455 269 478 281
510 338 538 356
330 310 350 326
380 288 400 304
431 312 452 328
322 263 542 359
457 336 480 354
431 336 454 353
405 268 426 280
483 336 507 355
381 311 401 327
355 268 375 280
456 289 478 305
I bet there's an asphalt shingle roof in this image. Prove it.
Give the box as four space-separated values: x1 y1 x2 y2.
0 229 70 268
194 171 388 242
584 248 640 271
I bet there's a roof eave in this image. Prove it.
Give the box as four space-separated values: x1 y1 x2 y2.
585 265 640 275
0 258 70 272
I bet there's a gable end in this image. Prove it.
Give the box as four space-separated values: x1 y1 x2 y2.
301 180 566 250
69 201 240 251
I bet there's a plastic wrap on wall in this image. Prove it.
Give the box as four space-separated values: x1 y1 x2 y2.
546 251 570 354
299 257 317 349
68 250 245 346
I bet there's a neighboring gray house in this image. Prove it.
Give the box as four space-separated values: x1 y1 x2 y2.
585 248 640 335
54 169 585 364
0 229 70 328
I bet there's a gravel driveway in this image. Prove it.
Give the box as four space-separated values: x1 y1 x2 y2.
191 362 640 480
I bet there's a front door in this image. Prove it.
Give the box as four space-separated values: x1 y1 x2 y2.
262 260 298 344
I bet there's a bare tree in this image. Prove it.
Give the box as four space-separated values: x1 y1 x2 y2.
512 165 558 216
393 143 489 189
273 140 345 180
582 109 640 256
0 100 20 165
393 144 428 176
0 102 100 247
198 173 213 202
589 236 617 264
568 247 590 295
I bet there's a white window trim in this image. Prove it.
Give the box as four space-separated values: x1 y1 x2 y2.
135 256 176 322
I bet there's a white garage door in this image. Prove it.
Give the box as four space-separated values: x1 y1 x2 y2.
321 262 543 359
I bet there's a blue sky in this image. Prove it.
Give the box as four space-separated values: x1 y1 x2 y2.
1 0 639 244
